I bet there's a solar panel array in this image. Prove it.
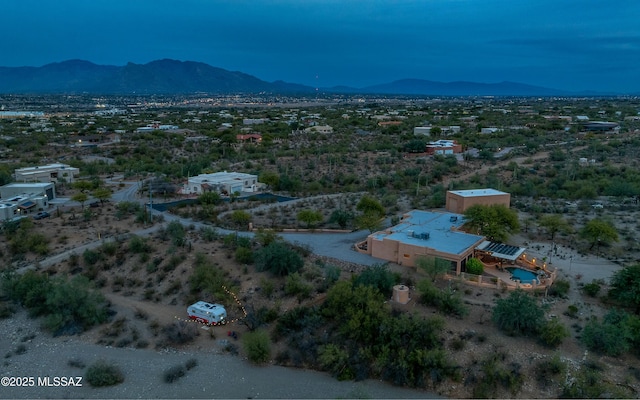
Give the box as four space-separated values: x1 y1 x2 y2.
484 242 520 256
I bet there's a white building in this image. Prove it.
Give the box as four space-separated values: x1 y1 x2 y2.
0 183 53 220
1 182 56 200
304 125 333 134
414 126 432 135
181 172 259 196
14 163 79 183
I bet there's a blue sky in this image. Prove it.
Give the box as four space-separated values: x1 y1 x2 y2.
3 0 640 92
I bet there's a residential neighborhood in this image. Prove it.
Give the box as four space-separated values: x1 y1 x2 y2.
1 92 640 399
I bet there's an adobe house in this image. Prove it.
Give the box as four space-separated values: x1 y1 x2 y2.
357 210 485 275
445 188 510 214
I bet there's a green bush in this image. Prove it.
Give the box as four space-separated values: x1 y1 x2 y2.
548 279 570 298
85 360 124 387
466 258 484 275
284 273 312 301
254 242 303 276
539 318 569 348
580 309 639 356
353 264 399 298
492 290 544 336
242 329 271 364
1 271 108 335
234 247 254 265
582 281 601 297
188 253 232 300
129 236 151 254
416 279 468 318
83 249 102 266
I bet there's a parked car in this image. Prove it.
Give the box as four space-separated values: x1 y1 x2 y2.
33 211 50 220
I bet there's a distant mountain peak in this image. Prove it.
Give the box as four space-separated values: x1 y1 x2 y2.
0 59 572 95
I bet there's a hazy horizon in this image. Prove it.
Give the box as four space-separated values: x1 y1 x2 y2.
4 0 640 93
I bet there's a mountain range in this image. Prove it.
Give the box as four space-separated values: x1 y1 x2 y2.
0 59 576 96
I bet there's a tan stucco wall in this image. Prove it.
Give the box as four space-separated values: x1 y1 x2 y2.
445 192 510 214
367 235 484 275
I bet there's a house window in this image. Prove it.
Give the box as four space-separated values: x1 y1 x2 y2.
403 254 410 258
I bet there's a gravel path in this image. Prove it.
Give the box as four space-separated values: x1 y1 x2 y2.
1 312 435 399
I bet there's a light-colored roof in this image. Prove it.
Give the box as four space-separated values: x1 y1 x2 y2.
189 172 256 184
371 210 485 256
448 188 507 197
476 240 526 261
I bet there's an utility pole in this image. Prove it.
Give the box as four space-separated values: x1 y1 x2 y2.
148 180 153 224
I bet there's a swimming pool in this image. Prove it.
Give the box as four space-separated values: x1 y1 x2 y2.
505 267 540 285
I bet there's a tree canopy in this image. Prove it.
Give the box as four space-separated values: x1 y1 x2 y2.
538 214 571 241
608 264 640 314
580 218 618 251
463 204 519 242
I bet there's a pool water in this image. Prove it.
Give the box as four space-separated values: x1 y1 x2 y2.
505 267 540 285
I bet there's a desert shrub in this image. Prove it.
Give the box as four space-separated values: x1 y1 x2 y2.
161 321 199 346
548 279 570 298
165 221 186 247
561 359 633 398
260 278 275 299
580 309 639 356
199 226 219 242
284 273 312 301
189 253 232 300
416 279 468 318
129 236 151 254
492 290 544 336
164 254 184 272
324 264 341 287
0 301 15 319
235 246 254 265
163 364 186 383
85 360 124 387
242 329 271 364
83 249 102 266
565 304 579 318
539 318 570 348
353 264 399 298
535 353 566 386
466 258 484 275
416 279 442 307
472 353 523 398
438 287 469 318
100 241 118 256
318 343 353 380
2 271 108 335
254 241 303 276
582 280 601 297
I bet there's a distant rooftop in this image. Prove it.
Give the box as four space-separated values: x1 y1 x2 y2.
448 188 507 197
371 210 484 255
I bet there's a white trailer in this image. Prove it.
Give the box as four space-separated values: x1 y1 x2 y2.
187 301 227 325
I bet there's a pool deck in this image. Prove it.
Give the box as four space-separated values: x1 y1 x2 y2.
482 263 553 289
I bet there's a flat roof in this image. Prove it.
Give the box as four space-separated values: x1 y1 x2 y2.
2 182 53 188
15 163 75 172
448 188 507 197
371 210 485 256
